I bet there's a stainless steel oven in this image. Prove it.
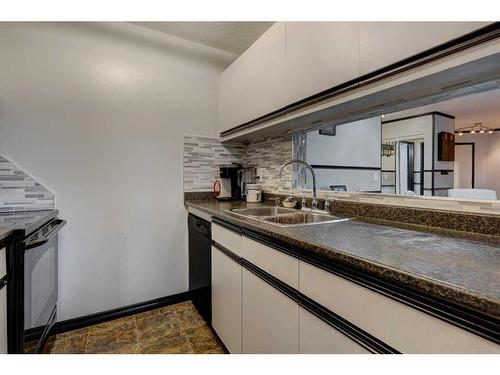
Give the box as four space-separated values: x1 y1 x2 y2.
23 219 65 352
7 217 65 353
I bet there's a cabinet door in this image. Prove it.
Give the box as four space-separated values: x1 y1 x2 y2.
300 261 500 353
286 22 360 103
241 268 298 353
0 284 7 354
299 307 369 354
217 56 246 134
359 22 489 75
243 22 286 122
211 246 241 353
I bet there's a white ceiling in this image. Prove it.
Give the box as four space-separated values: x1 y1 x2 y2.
131 22 274 56
384 88 500 129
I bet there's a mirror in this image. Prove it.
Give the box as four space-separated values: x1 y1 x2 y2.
293 87 500 201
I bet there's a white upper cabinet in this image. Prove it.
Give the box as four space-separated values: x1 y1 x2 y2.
243 22 286 122
217 56 246 134
217 21 491 134
359 22 489 75
286 22 360 103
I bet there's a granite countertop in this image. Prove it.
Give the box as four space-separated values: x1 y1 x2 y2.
0 210 59 241
186 200 500 318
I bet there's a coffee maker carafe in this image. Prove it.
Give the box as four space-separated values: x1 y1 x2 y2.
213 164 241 201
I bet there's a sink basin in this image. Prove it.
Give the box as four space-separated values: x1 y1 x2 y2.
226 207 350 227
230 207 298 217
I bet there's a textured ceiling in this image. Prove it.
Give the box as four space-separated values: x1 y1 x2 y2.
384 88 500 129
131 22 274 55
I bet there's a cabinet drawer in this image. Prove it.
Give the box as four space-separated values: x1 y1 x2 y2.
242 236 298 289
299 307 370 354
211 223 241 256
0 247 6 279
299 261 499 353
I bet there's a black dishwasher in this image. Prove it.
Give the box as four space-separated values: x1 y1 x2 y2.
188 214 211 325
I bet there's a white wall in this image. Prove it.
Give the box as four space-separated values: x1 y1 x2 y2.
0 22 235 320
305 117 381 191
456 133 500 198
306 117 381 167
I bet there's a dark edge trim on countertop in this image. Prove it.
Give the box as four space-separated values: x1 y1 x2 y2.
243 228 300 259
213 218 500 345
211 240 399 354
220 23 500 138
212 217 243 235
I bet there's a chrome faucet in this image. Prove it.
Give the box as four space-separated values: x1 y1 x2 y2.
278 159 320 212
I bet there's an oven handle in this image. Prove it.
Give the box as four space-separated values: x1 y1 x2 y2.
24 220 67 250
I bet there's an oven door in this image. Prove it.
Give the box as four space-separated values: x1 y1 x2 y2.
23 219 65 351
24 233 58 331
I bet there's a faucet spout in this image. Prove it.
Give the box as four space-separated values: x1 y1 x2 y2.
278 159 318 210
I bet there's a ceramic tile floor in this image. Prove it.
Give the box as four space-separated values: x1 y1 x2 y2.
25 301 227 354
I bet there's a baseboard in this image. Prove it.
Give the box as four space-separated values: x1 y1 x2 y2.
54 290 192 335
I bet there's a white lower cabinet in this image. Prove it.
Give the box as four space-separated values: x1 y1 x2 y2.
299 307 369 354
0 285 7 354
299 261 500 354
242 268 299 353
211 246 242 353
210 227 498 354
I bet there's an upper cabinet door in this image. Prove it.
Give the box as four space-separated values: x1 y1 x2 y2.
217 56 246 134
243 22 286 122
359 22 490 75
286 22 360 103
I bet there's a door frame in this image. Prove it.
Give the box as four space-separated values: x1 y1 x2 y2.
455 142 475 188
397 141 415 194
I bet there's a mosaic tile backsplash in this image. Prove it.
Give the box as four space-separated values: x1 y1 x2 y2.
0 156 55 212
183 136 246 192
183 132 293 193
183 134 500 216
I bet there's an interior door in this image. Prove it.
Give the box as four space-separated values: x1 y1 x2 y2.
396 142 414 194
454 143 474 188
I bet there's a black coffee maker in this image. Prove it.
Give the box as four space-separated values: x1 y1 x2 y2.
213 164 241 201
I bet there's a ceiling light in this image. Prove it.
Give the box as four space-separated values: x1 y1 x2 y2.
456 122 496 136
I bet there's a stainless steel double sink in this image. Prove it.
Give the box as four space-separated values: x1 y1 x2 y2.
226 207 350 227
